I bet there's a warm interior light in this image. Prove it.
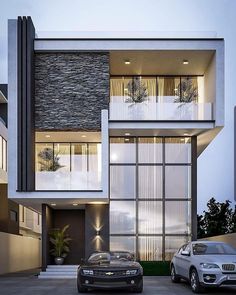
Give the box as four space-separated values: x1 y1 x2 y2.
51 203 56 206
125 132 130 136
183 60 189 65
124 60 131 65
124 138 130 142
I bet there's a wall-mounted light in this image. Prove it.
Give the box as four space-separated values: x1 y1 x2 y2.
182 60 189 65
96 230 101 236
124 60 131 65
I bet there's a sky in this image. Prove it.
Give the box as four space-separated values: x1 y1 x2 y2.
0 0 236 213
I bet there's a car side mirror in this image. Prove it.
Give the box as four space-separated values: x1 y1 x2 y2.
181 250 190 256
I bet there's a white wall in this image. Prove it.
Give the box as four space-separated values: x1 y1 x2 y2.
0 231 41 274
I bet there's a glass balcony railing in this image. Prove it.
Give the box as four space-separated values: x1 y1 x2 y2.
109 98 212 121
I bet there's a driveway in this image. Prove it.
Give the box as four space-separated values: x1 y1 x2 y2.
0 270 236 295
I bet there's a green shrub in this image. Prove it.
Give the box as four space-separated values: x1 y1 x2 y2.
140 261 171 276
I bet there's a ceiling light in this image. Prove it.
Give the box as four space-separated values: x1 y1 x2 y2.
125 132 130 136
72 203 78 206
81 135 87 138
124 60 131 65
51 203 56 206
183 133 189 136
183 60 189 65
45 135 51 138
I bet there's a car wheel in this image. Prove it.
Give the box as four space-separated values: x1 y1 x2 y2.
77 284 88 293
132 280 143 293
190 269 204 293
171 265 180 283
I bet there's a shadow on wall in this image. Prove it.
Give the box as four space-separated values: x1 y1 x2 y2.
0 231 41 274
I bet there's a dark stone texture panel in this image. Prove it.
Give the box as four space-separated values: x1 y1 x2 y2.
35 53 109 131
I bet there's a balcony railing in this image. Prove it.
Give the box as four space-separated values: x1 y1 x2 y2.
109 99 212 121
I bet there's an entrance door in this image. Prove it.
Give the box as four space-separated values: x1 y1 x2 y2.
53 209 85 264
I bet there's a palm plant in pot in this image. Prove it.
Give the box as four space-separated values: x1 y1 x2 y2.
49 224 72 265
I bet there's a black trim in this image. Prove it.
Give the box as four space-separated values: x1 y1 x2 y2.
35 38 224 41
17 16 35 191
109 120 215 123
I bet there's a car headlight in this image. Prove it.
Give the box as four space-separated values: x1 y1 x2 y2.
126 269 138 275
200 263 219 269
82 269 94 275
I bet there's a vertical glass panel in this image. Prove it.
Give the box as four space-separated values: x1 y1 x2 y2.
140 77 157 102
180 77 198 103
35 143 54 172
0 136 2 169
165 137 191 163
110 236 136 254
165 166 191 199
71 143 87 172
124 77 133 99
110 166 136 199
110 138 136 163
165 201 191 234
110 78 124 100
157 77 180 103
138 166 162 199
139 236 162 261
54 143 70 171
165 236 190 261
88 143 101 189
110 201 136 234
138 137 162 163
2 138 7 171
138 201 162 234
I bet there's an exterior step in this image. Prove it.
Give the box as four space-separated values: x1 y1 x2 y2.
38 265 79 279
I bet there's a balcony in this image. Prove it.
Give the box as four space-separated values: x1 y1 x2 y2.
109 99 212 121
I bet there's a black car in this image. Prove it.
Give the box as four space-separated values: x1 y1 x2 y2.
77 251 143 293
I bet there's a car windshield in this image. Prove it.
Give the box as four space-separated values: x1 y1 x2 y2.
193 243 236 255
87 252 134 263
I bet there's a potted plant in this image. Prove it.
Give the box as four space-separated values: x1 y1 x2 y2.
49 224 72 265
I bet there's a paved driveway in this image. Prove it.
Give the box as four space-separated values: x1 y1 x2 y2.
0 271 236 295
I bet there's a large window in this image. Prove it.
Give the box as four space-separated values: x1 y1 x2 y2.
109 137 192 261
35 142 101 190
0 135 7 172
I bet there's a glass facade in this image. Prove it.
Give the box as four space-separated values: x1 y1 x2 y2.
109 76 211 121
35 142 101 190
109 137 192 261
0 135 7 172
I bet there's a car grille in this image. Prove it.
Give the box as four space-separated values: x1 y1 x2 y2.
93 270 127 277
222 264 235 271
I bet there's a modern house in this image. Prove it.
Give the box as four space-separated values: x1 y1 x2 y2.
8 17 224 271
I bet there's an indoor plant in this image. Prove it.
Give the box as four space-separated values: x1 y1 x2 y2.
49 224 72 265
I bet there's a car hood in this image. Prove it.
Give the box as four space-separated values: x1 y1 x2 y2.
82 260 141 269
194 254 236 264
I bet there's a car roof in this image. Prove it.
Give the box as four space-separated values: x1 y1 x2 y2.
191 241 226 244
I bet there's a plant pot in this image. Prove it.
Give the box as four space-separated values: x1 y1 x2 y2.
55 257 64 265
